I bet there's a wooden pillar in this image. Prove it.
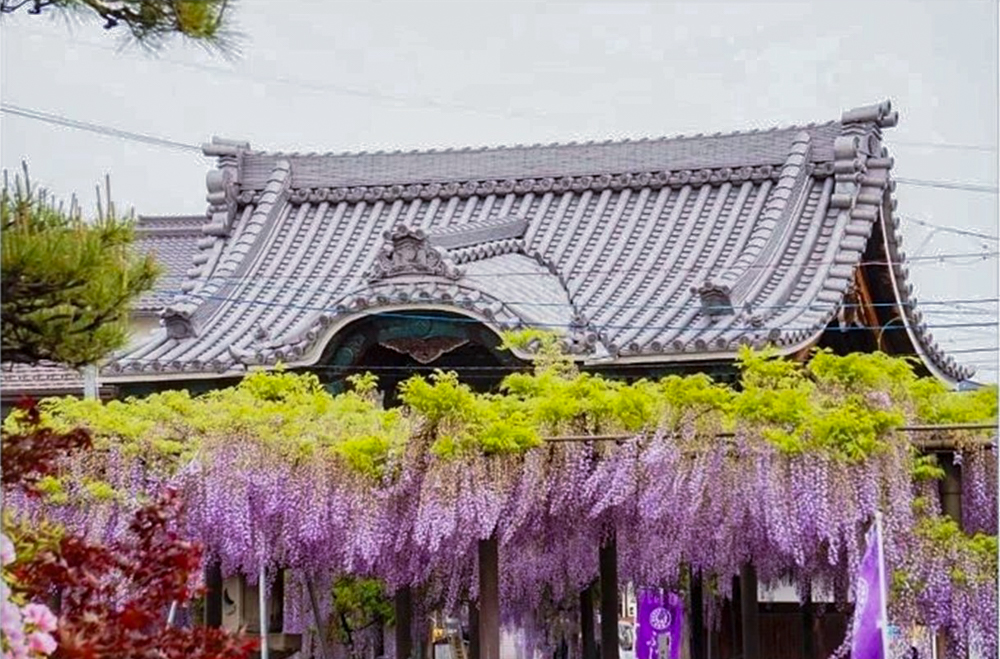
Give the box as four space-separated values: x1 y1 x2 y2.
707 623 719 659
395 587 412 659
599 532 619 659
204 560 223 628
690 572 706 659
469 602 480 659
801 584 815 659
478 536 500 659
739 565 760 659
937 453 963 659
580 584 596 659
730 577 742 658
940 453 963 525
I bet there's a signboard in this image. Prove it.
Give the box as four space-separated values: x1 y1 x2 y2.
636 590 684 659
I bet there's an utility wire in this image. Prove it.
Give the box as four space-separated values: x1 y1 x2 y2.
149 284 999 313
891 140 997 153
895 178 998 194
4 101 1000 196
898 216 999 242
26 32 1000 154
16 29 1000 157
148 293 1000 312
47 33 536 121
146 252 1000 288
137 287 1000 333
947 347 999 355
0 103 202 153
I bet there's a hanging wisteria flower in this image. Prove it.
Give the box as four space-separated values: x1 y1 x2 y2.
5 348 995 656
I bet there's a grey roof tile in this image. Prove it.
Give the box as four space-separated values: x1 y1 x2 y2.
131 215 204 313
100 100 970 383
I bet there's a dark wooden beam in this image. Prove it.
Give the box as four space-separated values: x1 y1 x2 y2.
937 454 963 659
580 583 596 659
740 565 760 659
469 602 480 659
478 536 500 659
940 452 963 525
802 584 815 659
204 560 223 628
730 577 742 658
707 621 719 659
690 571 706 659
395 587 412 659
599 532 619 659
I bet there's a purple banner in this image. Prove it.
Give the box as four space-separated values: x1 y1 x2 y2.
851 521 887 659
636 590 684 659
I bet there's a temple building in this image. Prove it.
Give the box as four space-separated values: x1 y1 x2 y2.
0 99 978 658
86 101 976 396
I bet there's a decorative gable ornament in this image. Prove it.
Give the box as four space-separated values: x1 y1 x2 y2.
692 280 735 319
160 304 198 339
367 225 463 282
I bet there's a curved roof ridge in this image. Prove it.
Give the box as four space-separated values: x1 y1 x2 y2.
157 160 292 341
234 120 842 160
879 185 975 384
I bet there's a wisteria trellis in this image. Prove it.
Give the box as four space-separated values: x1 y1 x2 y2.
4 350 997 659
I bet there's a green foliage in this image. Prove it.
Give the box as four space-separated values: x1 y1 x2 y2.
728 347 906 460
500 328 577 377
0 0 238 53
909 378 999 425
23 345 998 475
915 515 998 586
1 167 159 367
912 454 946 482
399 370 540 456
30 368 409 478
2 510 64 603
329 576 394 645
35 474 69 504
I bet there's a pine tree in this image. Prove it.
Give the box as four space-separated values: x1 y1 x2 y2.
1 165 159 367
0 0 238 53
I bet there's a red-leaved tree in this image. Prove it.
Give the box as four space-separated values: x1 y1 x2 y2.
3 399 258 659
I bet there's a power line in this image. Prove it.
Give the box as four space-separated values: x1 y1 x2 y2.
895 178 998 194
149 280 999 313
947 347 999 355
30 33 1000 158
898 216 999 242
147 252 1000 289
151 292 997 312
0 103 202 153
146 287 1000 333
891 140 997 153
50 33 535 121
4 100 1000 198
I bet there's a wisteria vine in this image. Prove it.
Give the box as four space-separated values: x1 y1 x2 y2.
3 344 997 658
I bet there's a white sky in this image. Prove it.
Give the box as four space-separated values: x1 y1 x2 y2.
1 0 997 381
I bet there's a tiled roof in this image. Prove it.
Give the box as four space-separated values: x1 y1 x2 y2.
102 100 973 383
132 215 205 314
0 363 110 399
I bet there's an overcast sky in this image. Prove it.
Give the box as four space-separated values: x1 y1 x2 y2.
2 0 997 380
